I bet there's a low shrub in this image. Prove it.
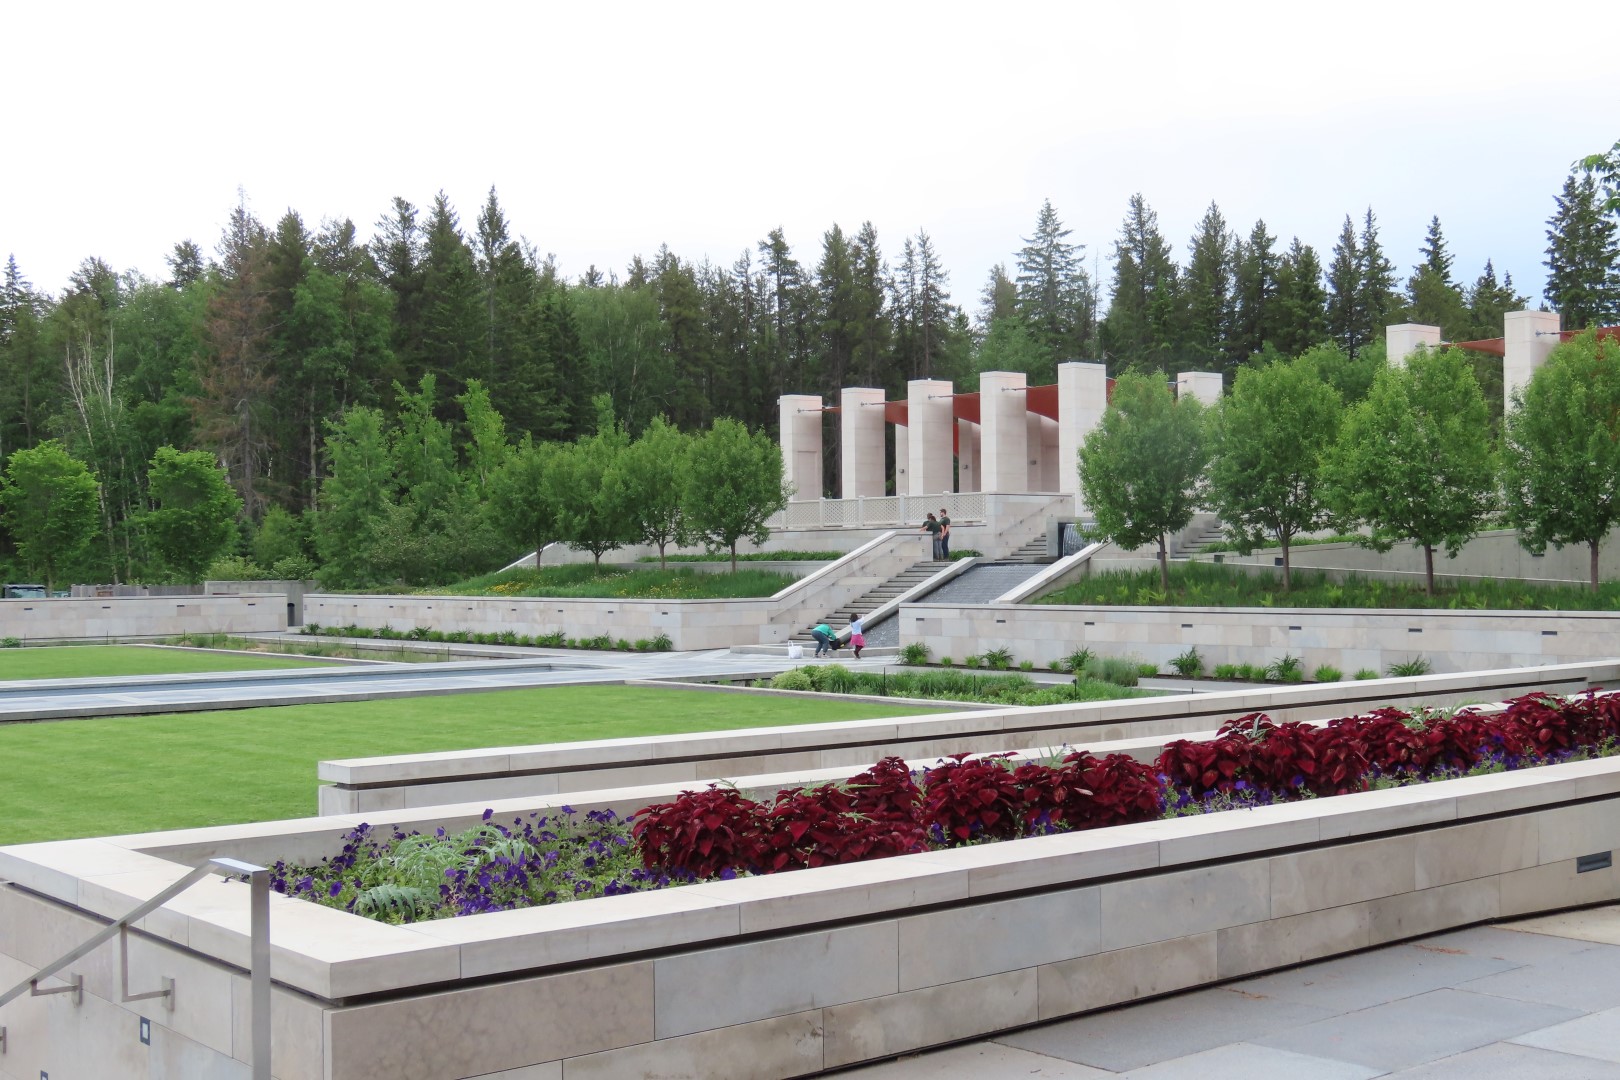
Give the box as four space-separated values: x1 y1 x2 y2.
1387 656 1432 677
1170 646 1204 678
983 647 1014 671
1 637 20 648
1212 663 1240 679
898 643 931 666
1018 660 1035 672
1313 664 1344 683
963 654 982 669
1354 668 1380 680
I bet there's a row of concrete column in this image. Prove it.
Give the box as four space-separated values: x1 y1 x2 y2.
779 363 1224 503
1387 309 1561 414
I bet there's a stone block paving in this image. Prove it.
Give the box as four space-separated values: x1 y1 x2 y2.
840 907 1620 1078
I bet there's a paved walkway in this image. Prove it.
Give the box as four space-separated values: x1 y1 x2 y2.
840 906 1620 1078
0 642 892 722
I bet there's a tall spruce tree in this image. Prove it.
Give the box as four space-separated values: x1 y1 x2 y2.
1544 173 1620 328
1272 237 1328 358
1325 216 1362 357
1100 193 1182 372
1231 219 1279 365
1014 199 1095 361
1404 216 1468 337
1182 201 1236 374
418 192 486 405
1356 208 1401 348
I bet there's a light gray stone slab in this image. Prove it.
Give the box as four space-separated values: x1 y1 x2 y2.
563 1009 823 1079
836 1041 1111 1078
1388 1041 1620 1079
1254 988 1583 1071
996 983 1335 1072
1226 939 1520 1013
1099 860 1272 950
824 969 1039 1069
1458 942 1620 1010
1510 1005 1620 1063
1119 1041 1384 1079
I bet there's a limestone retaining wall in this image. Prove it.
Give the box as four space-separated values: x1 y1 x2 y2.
307 531 934 650
0 594 287 643
906 601 1620 675
3 752 1617 1079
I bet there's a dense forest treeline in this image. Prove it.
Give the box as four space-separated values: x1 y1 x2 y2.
2 155 1618 585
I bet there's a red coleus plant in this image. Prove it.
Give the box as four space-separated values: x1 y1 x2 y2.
1063 751 1164 827
1334 708 1435 776
1248 719 1370 797
921 753 1026 842
1156 719 1259 798
759 783 927 871
632 786 768 879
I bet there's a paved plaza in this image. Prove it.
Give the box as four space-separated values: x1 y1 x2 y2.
843 906 1620 1078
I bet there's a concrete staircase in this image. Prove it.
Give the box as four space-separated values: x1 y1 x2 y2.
1172 518 1227 557
1003 536 1054 563
789 559 952 643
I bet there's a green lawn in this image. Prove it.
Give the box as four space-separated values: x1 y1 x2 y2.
0 686 936 845
0 645 340 681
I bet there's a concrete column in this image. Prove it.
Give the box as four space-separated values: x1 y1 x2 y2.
838 387 886 499
906 379 955 497
1038 415 1060 491
1058 362 1108 511
1504 309 1562 412
1024 412 1046 491
1386 323 1442 368
957 419 980 493
1175 371 1224 405
979 370 1028 493
894 422 909 494
777 394 823 501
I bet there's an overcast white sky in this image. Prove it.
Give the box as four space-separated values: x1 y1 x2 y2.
4 0 1615 317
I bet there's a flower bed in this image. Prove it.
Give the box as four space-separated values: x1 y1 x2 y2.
277 691 1620 922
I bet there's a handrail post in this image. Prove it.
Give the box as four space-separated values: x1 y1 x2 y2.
250 865 270 1079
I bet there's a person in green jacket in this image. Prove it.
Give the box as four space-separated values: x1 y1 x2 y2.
811 622 835 657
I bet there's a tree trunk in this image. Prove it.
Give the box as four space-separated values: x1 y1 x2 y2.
1424 544 1436 595
731 543 739 574
659 542 667 571
1592 539 1601 593
1281 536 1293 592
1157 533 1169 593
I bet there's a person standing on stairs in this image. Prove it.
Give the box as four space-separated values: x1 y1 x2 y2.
921 513 943 560
938 508 951 559
848 614 865 659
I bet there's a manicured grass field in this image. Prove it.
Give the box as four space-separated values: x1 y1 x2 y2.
0 686 936 844
0 645 340 682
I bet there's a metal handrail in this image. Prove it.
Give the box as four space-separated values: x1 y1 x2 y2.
0 857 271 1078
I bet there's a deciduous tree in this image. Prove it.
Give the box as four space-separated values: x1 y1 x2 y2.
143 446 243 582
0 440 101 591
683 417 789 571
1207 355 1342 589
1077 372 1210 591
1322 346 1495 593
1501 330 1620 590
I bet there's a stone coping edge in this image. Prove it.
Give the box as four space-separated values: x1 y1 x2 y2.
3 751 1618 1002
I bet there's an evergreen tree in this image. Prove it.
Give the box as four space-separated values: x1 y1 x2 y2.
1182 201 1236 374
654 247 712 429
371 196 425 383
1404 216 1468 337
1464 260 1529 340
165 241 206 289
1325 216 1361 357
815 224 859 398
1544 173 1620 327
1014 199 1095 361
1356 208 1400 350
848 222 891 393
195 193 273 518
1272 237 1328 357
978 263 1018 330
758 228 809 395
1100 194 1182 372
914 230 955 380
1231 219 1278 365
417 191 486 403
0 255 54 456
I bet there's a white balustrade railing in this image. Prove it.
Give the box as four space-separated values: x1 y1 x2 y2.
771 491 994 530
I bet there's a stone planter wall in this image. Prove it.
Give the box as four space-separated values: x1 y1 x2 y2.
315 660 1619 815
3 752 1618 1079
